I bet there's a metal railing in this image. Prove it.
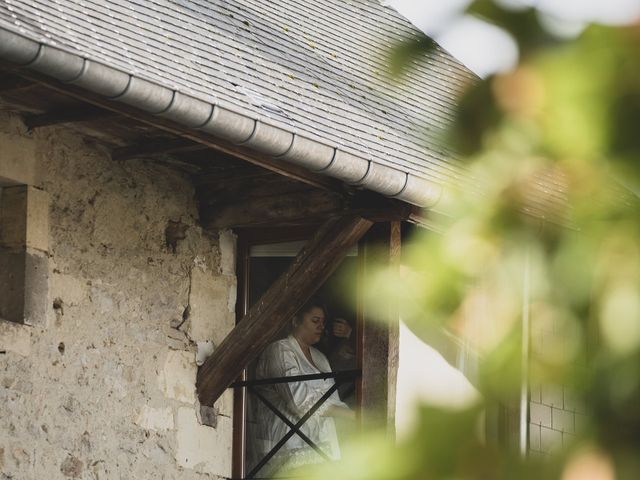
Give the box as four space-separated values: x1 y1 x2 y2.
231 369 361 479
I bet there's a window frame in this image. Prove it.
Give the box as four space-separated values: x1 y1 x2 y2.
231 225 364 479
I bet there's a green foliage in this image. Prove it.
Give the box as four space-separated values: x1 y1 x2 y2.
466 1 561 56
297 4 640 480
387 34 437 77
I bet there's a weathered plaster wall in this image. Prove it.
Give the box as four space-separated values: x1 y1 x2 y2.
0 111 236 479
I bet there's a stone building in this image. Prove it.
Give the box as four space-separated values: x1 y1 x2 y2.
0 1 585 479
0 1 476 478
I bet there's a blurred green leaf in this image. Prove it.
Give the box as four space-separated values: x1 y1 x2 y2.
308 4 640 480
466 0 560 56
387 34 437 77
446 79 503 157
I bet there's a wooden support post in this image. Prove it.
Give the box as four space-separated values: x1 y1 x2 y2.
197 215 373 406
359 221 401 435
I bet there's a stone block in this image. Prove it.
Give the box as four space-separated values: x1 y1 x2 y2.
188 267 236 344
218 229 236 276
23 250 48 326
215 389 234 418
540 426 562 453
541 384 563 408
551 407 575 433
0 249 48 326
528 423 541 452
0 132 38 186
529 402 552 428
135 405 174 431
158 350 196 404
0 185 49 252
26 187 49 253
0 319 31 356
0 187 26 247
0 250 25 323
175 407 232 476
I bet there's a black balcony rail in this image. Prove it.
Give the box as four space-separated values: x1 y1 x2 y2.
230 369 361 479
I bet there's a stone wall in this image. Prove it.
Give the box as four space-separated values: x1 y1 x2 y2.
528 309 587 456
0 111 236 479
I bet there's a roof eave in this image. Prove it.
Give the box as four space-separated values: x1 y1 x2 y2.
0 27 442 209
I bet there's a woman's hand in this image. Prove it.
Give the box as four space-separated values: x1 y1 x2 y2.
332 318 352 339
324 405 356 419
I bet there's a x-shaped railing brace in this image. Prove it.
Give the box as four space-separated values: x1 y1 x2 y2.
231 370 360 479
247 382 340 478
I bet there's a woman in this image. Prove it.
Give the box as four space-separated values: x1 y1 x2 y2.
323 316 357 407
250 301 353 476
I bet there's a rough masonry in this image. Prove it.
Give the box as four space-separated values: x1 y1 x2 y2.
0 111 236 479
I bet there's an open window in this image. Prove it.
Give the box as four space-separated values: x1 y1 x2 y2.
232 226 362 478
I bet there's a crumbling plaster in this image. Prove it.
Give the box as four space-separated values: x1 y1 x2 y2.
0 111 236 479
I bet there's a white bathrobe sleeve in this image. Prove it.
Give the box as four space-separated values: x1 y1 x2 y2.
259 341 348 419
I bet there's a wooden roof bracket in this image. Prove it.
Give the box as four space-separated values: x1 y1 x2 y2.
196 214 374 406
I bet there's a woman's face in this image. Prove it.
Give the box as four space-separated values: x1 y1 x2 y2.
294 306 326 347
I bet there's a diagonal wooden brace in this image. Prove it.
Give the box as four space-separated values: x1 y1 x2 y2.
196 215 373 406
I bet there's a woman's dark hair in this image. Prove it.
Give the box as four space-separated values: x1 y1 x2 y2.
291 298 328 331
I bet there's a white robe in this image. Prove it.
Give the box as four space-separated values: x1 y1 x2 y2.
250 335 348 475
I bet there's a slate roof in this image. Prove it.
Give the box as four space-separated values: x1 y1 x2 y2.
0 0 477 205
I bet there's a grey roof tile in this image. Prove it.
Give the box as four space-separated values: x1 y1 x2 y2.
0 0 478 189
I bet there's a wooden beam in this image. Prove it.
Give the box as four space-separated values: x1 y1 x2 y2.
24 105 118 129
200 188 416 230
196 215 373 406
358 222 401 434
7 65 343 193
111 137 208 161
349 191 417 223
197 172 309 209
193 167 271 187
201 190 345 229
0 75 35 93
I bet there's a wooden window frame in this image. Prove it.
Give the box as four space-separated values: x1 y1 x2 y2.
231 222 401 478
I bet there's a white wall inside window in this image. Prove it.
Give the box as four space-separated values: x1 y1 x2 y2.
395 321 480 438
